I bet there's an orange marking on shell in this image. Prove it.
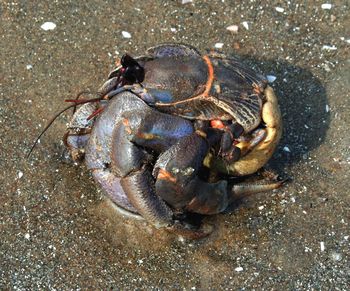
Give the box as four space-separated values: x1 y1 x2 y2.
210 119 225 129
202 55 215 96
122 118 132 134
158 168 177 183
154 56 215 108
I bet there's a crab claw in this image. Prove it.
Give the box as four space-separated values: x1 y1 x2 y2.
204 86 282 176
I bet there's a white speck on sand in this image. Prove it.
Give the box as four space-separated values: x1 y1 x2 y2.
325 104 330 112
321 3 332 10
122 31 132 38
241 21 249 30
322 45 337 50
320 241 325 252
226 25 239 33
18 171 24 179
283 146 291 153
24 233 30 240
235 266 244 272
214 43 224 49
266 75 277 83
258 206 264 210
275 7 285 13
41 22 56 31
182 0 193 4
331 252 342 261
26 64 33 70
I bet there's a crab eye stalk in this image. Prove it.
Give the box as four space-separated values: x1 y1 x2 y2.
120 54 145 84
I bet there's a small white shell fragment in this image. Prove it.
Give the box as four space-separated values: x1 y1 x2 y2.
283 146 291 153
241 21 249 30
214 43 224 49
258 205 264 210
320 241 325 252
26 64 33 70
235 267 244 272
41 22 56 31
121 31 132 38
322 45 337 50
181 0 192 4
321 3 332 9
275 7 285 13
331 252 342 261
18 171 24 179
266 75 277 83
24 233 30 240
325 104 330 112
226 25 239 33
170 27 177 32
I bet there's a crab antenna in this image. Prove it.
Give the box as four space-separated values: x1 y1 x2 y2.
26 104 78 159
26 97 102 159
71 90 101 114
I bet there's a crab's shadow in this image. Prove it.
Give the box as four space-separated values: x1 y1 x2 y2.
241 55 329 174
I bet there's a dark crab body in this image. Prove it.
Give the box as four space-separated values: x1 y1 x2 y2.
64 44 283 237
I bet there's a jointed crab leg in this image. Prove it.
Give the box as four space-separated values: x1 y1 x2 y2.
106 94 283 221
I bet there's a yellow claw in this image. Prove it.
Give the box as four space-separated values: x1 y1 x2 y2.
204 86 282 176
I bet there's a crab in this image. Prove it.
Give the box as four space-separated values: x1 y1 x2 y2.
64 43 283 237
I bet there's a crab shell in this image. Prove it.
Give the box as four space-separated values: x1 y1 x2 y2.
204 86 282 176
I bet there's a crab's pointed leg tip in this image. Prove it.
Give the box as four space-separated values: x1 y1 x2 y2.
168 222 214 239
277 176 291 185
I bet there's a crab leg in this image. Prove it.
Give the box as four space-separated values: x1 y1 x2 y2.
153 131 284 215
108 99 282 219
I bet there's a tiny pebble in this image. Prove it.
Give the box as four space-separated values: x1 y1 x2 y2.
170 27 177 32
122 31 132 38
235 267 243 272
41 22 56 31
266 75 277 83
24 233 30 240
226 25 239 33
181 0 192 4
137 259 144 264
214 43 224 49
178 236 185 243
18 171 24 179
330 252 342 261
258 206 264 210
325 104 330 112
275 7 284 13
344 235 349 240
322 45 337 50
26 64 33 70
321 3 332 9
320 241 325 252
241 21 249 30
283 146 291 153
